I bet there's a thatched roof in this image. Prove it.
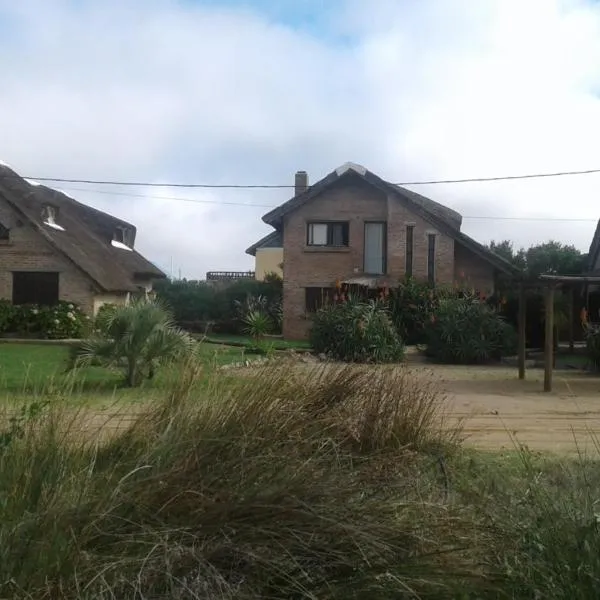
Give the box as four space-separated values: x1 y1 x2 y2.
0 164 165 293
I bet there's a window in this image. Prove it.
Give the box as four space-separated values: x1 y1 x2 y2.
305 287 336 313
41 205 65 231
427 234 436 285
307 222 349 247
364 222 386 274
405 225 414 277
112 226 134 250
12 272 59 306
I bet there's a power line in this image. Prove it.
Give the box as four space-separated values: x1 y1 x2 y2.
58 184 598 222
21 166 600 189
57 185 275 208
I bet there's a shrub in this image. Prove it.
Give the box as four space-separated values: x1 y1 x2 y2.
8 302 88 339
155 278 283 334
585 323 600 372
0 300 15 333
310 297 405 363
425 296 517 364
389 279 458 344
69 299 195 386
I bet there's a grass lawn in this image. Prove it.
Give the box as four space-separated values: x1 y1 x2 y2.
203 333 311 350
0 342 249 406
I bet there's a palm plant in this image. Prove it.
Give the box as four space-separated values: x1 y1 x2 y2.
68 299 195 387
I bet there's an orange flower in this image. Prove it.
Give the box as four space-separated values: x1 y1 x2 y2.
335 279 341 290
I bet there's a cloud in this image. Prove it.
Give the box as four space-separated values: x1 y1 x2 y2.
0 0 599 277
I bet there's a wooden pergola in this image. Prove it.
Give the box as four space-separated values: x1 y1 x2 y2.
517 273 600 392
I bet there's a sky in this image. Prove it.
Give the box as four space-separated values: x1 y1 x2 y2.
1 0 600 278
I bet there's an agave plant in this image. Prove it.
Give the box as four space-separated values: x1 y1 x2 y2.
68 299 195 387
242 309 273 343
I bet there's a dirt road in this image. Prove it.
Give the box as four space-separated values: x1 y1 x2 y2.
38 364 600 456
430 365 600 455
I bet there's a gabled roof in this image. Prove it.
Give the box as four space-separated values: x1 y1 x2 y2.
0 164 165 293
588 219 600 271
245 230 282 256
259 162 518 276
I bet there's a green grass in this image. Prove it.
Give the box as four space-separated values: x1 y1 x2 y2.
0 342 248 406
204 333 311 350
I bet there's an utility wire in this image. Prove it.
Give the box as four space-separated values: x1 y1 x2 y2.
57 184 598 222
21 166 600 189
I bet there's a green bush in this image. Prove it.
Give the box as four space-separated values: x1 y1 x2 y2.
0 300 14 333
155 278 283 334
425 296 516 364
585 323 600 371
389 279 458 344
310 297 405 363
7 302 88 339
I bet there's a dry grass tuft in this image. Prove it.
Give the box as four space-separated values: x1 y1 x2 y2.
0 361 471 599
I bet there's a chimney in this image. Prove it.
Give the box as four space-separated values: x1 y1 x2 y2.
294 170 308 196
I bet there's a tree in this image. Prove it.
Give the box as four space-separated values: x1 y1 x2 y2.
68 300 195 387
524 241 587 277
488 239 586 278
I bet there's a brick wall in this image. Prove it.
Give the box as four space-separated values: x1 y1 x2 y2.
282 176 457 339
453 243 495 297
0 198 97 314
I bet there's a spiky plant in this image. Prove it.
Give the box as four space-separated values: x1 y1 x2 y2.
68 299 195 386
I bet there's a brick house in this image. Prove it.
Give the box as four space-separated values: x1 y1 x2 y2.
0 163 165 315
247 162 517 340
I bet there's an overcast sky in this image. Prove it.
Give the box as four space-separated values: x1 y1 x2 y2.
1 0 600 278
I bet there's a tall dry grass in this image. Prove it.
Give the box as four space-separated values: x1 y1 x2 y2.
0 360 471 599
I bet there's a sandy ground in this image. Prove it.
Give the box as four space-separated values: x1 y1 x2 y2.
427 365 600 455
21 362 600 456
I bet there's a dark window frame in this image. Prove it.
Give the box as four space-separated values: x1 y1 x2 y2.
363 221 387 275
306 221 349 247
405 225 414 278
427 233 436 285
12 271 60 306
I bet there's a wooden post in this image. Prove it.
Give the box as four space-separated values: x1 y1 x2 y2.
568 286 575 353
518 282 526 380
544 284 555 392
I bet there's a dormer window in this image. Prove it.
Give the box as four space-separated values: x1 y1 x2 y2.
111 226 133 251
42 205 65 231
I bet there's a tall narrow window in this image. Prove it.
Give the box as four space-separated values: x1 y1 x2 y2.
427 234 436 285
364 222 386 275
405 225 414 277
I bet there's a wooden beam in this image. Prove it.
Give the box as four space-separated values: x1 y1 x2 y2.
544 285 555 393
518 283 526 379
